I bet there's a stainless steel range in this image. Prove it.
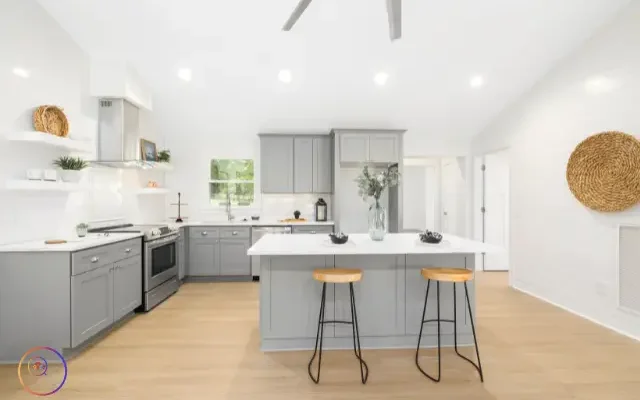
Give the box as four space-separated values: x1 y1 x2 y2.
89 223 180 311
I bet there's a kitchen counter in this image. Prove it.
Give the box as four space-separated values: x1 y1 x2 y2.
0 232 144 252
170 220 335 227
252 233 501 352
248 233 500 256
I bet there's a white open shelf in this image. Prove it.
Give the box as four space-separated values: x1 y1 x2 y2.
89 161 174 171
136 188 170 195
4 179 85 192
6 131 93 153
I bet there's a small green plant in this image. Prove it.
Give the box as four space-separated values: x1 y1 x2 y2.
76 223 89 229
157 149 171 163
53 156 88 170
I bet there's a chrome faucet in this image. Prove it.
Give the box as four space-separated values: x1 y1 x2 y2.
225 190 235 222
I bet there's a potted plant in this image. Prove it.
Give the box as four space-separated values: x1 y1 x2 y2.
76 223 89 238
157 149 171 163
53 156 88 183
355 165 400 241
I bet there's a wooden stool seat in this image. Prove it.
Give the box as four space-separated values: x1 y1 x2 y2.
421 268 473 283
313 268 363 283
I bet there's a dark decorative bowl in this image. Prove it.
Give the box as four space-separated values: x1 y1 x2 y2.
419 230 443 244
329 233 349 244
251 216 260 221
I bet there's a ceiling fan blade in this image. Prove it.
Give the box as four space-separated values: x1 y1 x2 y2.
282 0 313 31
386 0 402 40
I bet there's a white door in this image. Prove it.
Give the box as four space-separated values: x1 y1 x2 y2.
483 150 510 271
441 158 465 236
402 165 427 231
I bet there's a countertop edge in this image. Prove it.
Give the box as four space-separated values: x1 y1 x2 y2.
0 233 145 253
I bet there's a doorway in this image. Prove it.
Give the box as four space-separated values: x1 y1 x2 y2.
478 149 510 271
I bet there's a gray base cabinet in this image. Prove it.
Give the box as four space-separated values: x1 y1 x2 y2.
220 239 250 275
291 225 335 235
189 238 220 276
186 227 251 278
178 229 186 280
71 264 114 348
114 255 143 321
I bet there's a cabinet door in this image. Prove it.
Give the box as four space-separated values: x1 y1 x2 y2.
71 264 114 348
368 134 399 163
113 255 142 321
261 136 294 193
219 239 251 276
313 136 333 193
339 134 369 163
178 236 185 280
293 137 314 193
188 238 220 276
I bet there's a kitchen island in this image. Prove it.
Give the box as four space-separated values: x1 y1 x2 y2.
247 233 499 352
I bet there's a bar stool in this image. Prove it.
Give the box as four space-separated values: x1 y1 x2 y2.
415 268 484 382
308 268 369 384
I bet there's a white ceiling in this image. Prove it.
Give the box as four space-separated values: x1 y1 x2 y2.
38 0 631 147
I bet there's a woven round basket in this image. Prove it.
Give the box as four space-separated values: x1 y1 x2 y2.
566 131 640 212
33 105 69 137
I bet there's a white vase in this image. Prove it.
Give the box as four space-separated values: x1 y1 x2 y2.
60 170 81 183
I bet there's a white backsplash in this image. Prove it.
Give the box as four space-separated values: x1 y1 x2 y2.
261 194 332 221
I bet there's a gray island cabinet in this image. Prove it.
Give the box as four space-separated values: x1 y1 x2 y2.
0 236 143 363
248 233 499 351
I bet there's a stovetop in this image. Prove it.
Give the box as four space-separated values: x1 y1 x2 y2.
89 224 178 241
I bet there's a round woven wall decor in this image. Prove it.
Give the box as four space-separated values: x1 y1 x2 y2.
33 105 69 137
566 131 640 212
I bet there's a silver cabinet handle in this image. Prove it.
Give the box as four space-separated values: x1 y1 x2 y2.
91 256 99 263
232 231 238 236
125 248 132 253
202 231 208 236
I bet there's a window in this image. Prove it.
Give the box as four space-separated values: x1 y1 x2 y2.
210 159 254 206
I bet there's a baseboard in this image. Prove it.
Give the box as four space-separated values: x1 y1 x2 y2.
512 283 640 343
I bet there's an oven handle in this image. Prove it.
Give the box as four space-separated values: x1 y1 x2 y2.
146 235 179 249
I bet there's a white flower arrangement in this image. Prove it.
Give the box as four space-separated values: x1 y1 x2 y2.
354 165 400 202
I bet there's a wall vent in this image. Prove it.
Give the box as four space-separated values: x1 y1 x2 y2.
618 225 640 315
100 100 113 108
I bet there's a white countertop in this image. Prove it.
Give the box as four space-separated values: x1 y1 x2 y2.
0 233 144 252
170 219 335 227
247 233 503 256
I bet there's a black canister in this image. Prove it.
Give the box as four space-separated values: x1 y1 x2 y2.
315 198 327 222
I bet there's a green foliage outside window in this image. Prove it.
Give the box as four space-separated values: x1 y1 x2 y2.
210 159 254 206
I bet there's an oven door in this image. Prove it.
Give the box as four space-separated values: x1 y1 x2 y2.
145 234 179 292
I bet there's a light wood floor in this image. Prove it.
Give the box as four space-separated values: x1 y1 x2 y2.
2 272 640 399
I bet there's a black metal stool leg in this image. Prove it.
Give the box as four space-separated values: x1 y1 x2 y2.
308 282 327 384
415 279 441 382
349 283 369 384
464 282 484 382
453 282 484 381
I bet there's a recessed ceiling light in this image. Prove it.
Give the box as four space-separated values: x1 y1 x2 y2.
470 75 484 88
12 67 30 79
374 72 389 86
278 69 292 83
177 68 192 82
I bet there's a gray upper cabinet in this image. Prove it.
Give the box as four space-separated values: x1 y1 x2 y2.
260 134 333 194
71 263 114 348
369 134 399 163
340 134 369 163
338 132 400 164
113 255 142 321
261 136 294 193
294 137 314 193
189 237 220 276
219 239 251 276
313 136 333 193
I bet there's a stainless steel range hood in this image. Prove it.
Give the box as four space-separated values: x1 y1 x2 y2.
92 98 156 169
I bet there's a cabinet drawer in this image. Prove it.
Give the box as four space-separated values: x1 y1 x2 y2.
111 238 142 261
219 227 251 239
292 225 334 235
72 246 113 276
189 227 219 239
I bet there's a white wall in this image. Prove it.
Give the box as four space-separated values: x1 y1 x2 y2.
472 1 640 339
0 0 164 243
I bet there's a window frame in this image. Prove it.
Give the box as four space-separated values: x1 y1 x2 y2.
209 159 255 207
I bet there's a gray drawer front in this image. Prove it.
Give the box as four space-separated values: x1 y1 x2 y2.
190 227 220 238
111 238 142 261
292 225 334 234
72 247 113 276
219 227 251 239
